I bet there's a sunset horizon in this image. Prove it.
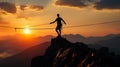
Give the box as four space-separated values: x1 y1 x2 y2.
0 0 120 67
0 0 120 37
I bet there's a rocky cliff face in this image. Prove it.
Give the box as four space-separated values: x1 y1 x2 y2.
31 36 120 67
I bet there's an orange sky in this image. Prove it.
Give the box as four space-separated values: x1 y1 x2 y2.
0 0 120 37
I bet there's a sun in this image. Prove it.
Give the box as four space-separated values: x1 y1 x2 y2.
24 27 31 34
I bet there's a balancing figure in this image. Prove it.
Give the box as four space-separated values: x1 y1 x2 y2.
50 14 66 36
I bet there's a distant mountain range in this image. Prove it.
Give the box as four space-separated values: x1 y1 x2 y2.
0 42 50 67
0 35 53 59
63 34 120 54
63 34 120 44
0 34 120 59
95 36 120 54
0 36 120 67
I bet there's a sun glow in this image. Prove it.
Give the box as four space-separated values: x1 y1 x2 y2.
24 27 31 34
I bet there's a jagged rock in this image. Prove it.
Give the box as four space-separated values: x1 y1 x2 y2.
31 36 120 67
31 36 91 67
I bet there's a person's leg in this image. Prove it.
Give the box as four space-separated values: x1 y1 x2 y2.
59 29 61 36
56 28 59 36
59 25 62 36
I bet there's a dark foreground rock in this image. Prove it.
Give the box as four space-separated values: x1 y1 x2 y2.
31 36 120 67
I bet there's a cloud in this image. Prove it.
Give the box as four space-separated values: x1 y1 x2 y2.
0 2 16 13
0 2 44 24
94 0 120 10
55 0 88 8
55 0 120 10
0 1 45 14
20 5 44 11
30 5 44 11
20 5 27 11
0 0 51 7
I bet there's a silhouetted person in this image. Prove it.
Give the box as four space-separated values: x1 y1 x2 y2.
50 14 66 36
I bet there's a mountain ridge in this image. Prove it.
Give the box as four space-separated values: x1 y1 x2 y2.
0 34 120 59
0 42 50 67
31 36 120 67
0 36 120 67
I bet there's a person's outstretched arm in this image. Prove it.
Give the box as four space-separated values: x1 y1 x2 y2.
62 18 66 24
50 19 57 24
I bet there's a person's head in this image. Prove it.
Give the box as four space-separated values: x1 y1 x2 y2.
57 13 60 17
